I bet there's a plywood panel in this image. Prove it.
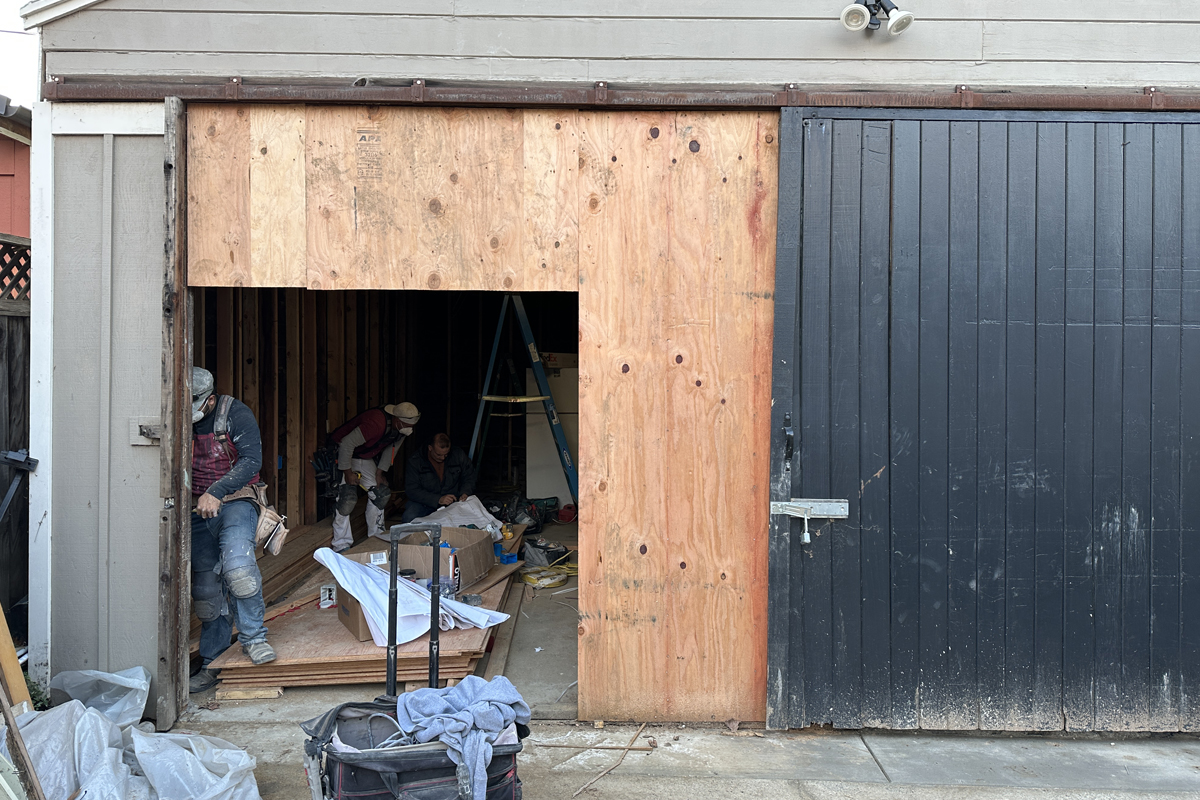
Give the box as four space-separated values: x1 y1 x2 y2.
249 105 306 287
522 110 580 289
200 106 578 290
577 110 776 722
305 105 364 290
188 105 250 286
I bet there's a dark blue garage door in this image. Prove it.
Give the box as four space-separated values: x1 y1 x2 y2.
767 108 1200 731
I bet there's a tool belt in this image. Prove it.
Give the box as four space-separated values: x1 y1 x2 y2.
222 482 289 556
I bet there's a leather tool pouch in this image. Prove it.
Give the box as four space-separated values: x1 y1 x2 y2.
223 483 290 556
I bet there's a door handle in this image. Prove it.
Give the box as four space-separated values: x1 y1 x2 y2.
783 413 794 465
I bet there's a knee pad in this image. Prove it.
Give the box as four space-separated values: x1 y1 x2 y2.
191 571 224 622
224 565 261 600
367 484 391 510
336 483 359 516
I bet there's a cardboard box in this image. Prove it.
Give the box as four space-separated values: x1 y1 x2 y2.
336 549 390 641
333 530 496 641
392 527 494 592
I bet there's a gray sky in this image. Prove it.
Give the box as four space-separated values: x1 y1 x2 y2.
1 0 39 109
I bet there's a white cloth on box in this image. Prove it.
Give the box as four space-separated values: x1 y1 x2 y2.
313 548 511 647
410 495 502 533
314 547 432 646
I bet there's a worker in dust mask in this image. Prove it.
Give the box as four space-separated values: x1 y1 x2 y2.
327 402 421 550
189 366 275 693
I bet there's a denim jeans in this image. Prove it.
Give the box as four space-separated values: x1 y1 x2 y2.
191 499 267 666
400 500 436 523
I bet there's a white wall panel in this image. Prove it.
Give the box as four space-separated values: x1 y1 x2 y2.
35 4 1200 89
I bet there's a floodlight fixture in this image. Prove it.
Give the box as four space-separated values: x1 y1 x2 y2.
840 1 870 32
840 1 915 36
878 0 915 35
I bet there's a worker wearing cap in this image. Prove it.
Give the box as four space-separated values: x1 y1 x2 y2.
189 367 274 694
328 402 421 549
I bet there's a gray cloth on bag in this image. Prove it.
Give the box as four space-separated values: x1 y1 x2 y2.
394 675 530 800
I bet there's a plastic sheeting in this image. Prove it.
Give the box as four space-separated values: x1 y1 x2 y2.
314 548 510 648
49 667 152 729
1 668 261 800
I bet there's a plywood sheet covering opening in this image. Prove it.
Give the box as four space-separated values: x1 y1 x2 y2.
189 105 578 291
578 111 778 722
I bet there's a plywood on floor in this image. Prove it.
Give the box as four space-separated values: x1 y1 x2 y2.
208 580 507 688
577 111 778 722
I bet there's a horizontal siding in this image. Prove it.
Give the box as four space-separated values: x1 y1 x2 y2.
99 0 1196 21
43 14 986 60
39 5 1200 89
45 51 1200 90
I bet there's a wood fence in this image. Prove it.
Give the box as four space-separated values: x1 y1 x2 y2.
0 233 30 617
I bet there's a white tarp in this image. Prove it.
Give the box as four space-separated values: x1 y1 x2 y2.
313 548 510 648
1 668 261 800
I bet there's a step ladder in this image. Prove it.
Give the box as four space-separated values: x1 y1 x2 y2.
468 294 578 505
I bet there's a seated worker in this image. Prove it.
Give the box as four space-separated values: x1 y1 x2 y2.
328 401 421 550
189 367 274 693
402 433 477 522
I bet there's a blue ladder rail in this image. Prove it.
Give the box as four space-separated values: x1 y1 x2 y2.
467 294 578 505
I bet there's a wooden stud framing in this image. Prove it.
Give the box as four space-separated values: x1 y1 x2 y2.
302 289 319 524
286 289 303 521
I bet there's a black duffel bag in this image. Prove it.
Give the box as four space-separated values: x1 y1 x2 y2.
302 700 527 800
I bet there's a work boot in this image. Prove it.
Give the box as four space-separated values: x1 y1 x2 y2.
189 668 220 693
244 640 277 665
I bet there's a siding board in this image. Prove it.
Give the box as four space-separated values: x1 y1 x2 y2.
946 120 980 730
42 12 986 61
857 119 892 729
1032 121 1067 731
917 120 951 730
798 117 834 726
44 51 1200 90
1062 122 1097 731
828 119 863 730
888 119 921 730
1149 124 1183 730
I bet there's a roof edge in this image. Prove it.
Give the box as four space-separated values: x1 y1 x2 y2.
20 0 105 29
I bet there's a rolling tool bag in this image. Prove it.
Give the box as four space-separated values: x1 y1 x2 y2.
301 522 526 800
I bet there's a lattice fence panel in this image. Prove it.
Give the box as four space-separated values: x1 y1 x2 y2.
0 238 30 301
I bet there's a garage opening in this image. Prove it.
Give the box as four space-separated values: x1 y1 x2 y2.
180 103 779 722
189 286 581 711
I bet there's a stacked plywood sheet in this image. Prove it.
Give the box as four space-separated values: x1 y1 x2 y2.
208 580 507 689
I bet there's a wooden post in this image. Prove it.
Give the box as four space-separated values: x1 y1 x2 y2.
241 288 260 421
303 290 318 524
157 96 192 731
215 288 234 395
344 292 358 418
368 292 381 408
286 289 303 522
327 293 344 430
259 290 279 509
193 287 206 369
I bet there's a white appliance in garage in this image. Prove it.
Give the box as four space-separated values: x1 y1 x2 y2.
525 353 578 508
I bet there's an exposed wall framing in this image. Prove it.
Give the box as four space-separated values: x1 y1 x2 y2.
188 288 580 525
